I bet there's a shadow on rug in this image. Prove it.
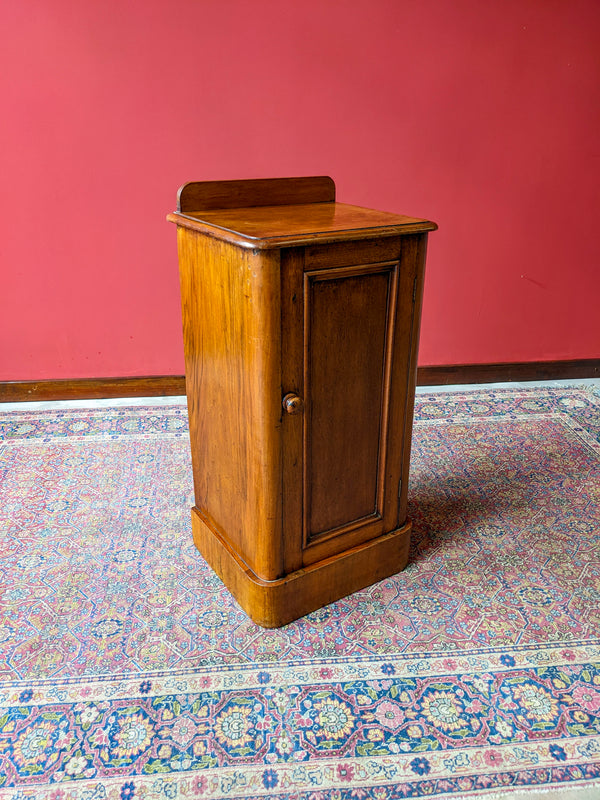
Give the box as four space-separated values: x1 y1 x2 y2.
0 386 599 798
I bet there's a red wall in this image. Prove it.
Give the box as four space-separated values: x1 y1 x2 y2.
1 0 599 381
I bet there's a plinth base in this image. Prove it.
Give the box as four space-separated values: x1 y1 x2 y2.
191 506 412 627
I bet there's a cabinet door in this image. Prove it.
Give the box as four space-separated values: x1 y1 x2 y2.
281 237 424 572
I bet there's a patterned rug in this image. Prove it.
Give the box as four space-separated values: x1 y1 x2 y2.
0 386 599 799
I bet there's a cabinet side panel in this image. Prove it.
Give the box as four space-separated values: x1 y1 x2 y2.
177 229 282 580
304 263 395 540
394 233 429 524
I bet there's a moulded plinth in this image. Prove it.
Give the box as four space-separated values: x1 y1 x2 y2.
191 506 412 628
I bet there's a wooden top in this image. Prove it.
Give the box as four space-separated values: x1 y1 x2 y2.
167 177 437 249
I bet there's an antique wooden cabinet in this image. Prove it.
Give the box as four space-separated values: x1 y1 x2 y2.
168 177 436 627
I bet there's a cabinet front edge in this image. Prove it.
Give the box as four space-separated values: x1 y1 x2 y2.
167 213 437 249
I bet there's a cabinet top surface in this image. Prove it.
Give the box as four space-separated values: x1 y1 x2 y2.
168 202 437 249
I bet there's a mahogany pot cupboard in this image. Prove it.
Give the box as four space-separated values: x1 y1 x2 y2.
168 177 437 627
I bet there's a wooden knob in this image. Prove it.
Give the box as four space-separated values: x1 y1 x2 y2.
282 393 303 415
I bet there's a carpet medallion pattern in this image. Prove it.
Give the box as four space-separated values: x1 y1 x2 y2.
0 387 599 798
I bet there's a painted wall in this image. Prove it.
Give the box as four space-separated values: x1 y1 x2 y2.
1 0 599 381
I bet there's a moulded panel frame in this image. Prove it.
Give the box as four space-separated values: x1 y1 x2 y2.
302 260 400 551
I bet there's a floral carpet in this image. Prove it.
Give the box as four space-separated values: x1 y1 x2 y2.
0 386 599 799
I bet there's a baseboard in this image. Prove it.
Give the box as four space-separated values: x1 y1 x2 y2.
0 375 186 403
417 359 600 386
1 359 598 403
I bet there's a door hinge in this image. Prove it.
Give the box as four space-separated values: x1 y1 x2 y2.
398 478 403 499
412 276 418 303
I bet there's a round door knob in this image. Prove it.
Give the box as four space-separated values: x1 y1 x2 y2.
282 393 303 415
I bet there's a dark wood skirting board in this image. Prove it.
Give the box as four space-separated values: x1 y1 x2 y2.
0 360 598 402
417 359 600 386
0 375 187 402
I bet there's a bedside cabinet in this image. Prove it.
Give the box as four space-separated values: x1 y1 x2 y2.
168 176 437 627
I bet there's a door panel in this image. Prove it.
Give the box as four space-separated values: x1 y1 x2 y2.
303 261 399 546
280 239 422 573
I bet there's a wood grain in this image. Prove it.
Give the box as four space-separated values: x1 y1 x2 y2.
170 176 436 625
303 262 394 542
178 176 335 212
177 227 283 581
0 376 186 402
392 234 429 525
280 248 306 575
417 359 600 385
167 201 436 250
192 506 411 628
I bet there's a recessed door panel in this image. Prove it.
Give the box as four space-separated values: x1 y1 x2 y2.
304 262 398 545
